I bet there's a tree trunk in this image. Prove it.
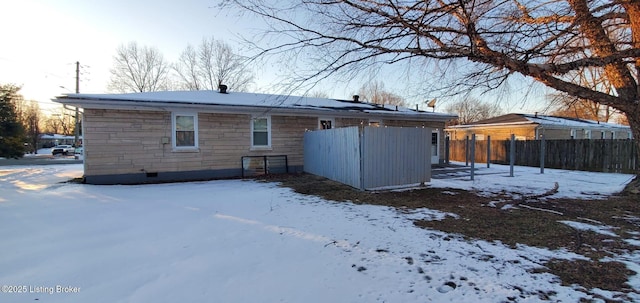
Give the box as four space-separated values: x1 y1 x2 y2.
623 112 640 195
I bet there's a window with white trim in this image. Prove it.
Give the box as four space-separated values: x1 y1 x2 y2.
251 116 271 148
172 112 198 149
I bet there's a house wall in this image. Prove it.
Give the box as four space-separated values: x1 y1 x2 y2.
447 125 631 141
82 109 448 184
83 109 317 184
446 125 536 141
539 128 569 139
335 117 364 127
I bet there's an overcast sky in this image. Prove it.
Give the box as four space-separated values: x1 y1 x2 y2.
1 0 548 114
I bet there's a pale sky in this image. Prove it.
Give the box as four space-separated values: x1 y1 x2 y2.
0 0 259 111
1 0 548 114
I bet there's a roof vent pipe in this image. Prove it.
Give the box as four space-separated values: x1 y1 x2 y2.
218 84 228 94
353 95 359 102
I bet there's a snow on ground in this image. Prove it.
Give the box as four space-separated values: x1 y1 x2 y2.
431 162 635 200
0 164 638 302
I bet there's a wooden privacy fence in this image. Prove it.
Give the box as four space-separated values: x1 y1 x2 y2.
304 126 432 190
448 138 637 173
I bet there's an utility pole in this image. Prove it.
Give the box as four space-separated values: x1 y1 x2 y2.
74 61 80 148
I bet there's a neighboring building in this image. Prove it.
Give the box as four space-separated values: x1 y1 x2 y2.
446 113 632 141
54 90 456 184
39 134 83 148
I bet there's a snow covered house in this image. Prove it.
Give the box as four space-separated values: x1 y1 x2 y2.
54 89 456 185
446 113 632 141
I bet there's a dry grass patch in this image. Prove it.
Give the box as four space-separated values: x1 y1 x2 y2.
263 173 640 299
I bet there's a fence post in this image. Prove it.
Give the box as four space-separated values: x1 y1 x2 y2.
445 136 450 164
509 134 515 177
465 135 469 166
487 135 491 168
471 134 476 180
540 134 545 174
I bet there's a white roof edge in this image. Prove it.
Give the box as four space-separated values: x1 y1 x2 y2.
54 97 457 122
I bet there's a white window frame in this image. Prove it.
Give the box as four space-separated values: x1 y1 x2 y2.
171 112 199 151
584 129 591 139
251 115 272 150
318 117 335 130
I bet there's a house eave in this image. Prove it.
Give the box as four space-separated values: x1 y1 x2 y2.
54 97 457 122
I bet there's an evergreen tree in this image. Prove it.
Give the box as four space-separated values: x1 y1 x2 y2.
0 84 26 158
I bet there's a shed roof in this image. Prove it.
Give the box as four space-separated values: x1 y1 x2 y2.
53 90 457 122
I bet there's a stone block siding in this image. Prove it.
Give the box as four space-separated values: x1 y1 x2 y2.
83 109 317 177
83 109 447 178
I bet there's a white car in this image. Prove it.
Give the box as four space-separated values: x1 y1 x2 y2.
51 145 75 155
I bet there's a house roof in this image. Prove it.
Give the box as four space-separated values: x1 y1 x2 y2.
53 90 457 122
449 113 630 130
40 134 82 140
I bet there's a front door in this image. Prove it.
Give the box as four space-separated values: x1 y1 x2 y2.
431 130 440 164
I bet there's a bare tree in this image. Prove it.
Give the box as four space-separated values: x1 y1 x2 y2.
43 107 75 135
444 98 503 125
548 92 618 122
174 45 202 90
227 0 640 177
108 42 172 93
174 37 255 91
546 60 619 122
22 101 40 154
305 90 330 98
357 81 406 106
11 96 42 153
42 114 62 135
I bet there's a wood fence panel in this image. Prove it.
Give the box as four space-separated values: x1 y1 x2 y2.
448 139 637 173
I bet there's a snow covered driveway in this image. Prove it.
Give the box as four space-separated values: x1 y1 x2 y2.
0 164 636 302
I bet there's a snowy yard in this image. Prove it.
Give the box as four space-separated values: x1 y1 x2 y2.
0 163 638 302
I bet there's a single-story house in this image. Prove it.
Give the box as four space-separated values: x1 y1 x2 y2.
54 89 456 184
39 134 83 148
446 113 632 141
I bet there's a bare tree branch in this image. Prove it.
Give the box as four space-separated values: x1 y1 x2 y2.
108 42 172 93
